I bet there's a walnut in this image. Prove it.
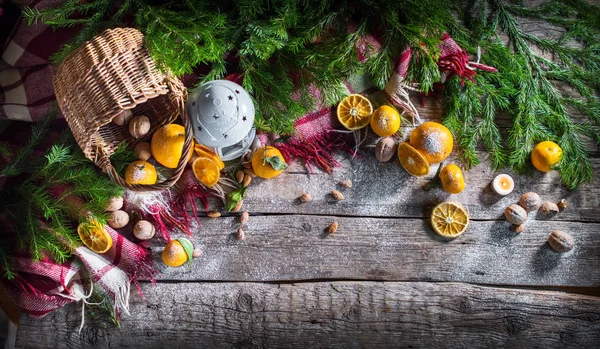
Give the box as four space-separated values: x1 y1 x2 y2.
105 196 124 212
519 192 542 212
375 137 396 162
108 210 129 229
548 230 574 252
129 115 151 139
504 204 527 225
540 201 559 215
112 110 133 126
133 220 156 240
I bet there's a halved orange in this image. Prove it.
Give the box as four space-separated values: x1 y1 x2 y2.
431 201 470 238
194 144 225 170
336 94 373 130
192 157 220 187
77 220 113 253
398 142 431 177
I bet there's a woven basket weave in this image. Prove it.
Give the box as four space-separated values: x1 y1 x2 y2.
53 27 192 191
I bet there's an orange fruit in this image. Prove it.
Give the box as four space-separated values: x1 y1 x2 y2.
440 164 465 194
370 105 401 137
531 141 562 172
409 122 453 164
194 144 225 170
398 142 431 177
161 238 193 267
336 94 373 130
192 157 220 187
431 201 470 238
77 220 113 253
151 124 193 169
125 161 157 185
251 146 288 179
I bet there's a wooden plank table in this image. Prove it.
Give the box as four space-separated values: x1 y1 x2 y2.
16 12 600 349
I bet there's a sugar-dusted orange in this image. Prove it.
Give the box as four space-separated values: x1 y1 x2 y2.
77 220 113 253
409 122 453 164
151 124 193 168
194 143 224 170
431 201 469 238
531 141 562 172
125 161 157 185
192 157 221 187
439 164 465 194
370 105 401 137
337 94 373 130
251 146 288 179
398 142 430 177
161 238 193 268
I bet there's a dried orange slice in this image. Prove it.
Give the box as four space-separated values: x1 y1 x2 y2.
77 220 113 253
192 157 220 187
397 142 430 177
194 144 225 170
336 94 373 130
431 201 470 238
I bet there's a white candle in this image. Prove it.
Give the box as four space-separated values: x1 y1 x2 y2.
492 174 514 195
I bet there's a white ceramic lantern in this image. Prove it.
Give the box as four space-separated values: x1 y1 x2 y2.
187 80 256 161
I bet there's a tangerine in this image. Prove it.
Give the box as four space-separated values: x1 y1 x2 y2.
431 201 470 238
531 141 562 172
398 142 430 177
370 105 401 137
151 124 193 168
336 94 373 130
409 122 453 164
251 146 288 179
192 157 220 187
125 161 157 185
439 164 465 194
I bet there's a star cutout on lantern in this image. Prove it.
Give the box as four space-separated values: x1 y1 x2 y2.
213 114 219 119
197 125 203 132
242 116 247 121
228 95 233 101
223 134 228 139
235 90 240 94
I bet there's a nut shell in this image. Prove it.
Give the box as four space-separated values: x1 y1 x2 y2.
327 222 338 234
548 230 574 252
240 211 249 224
236 227 246 240
129 115 151 139
504 204 527 225
557 199 567 210
540 201 559 214
105 196 124 212
192 248 203 258
519 192 542 212
133 220 156 240
112 110 133 126
375 137 396 162
133 142 152 161
331 190 344 201
299 193 312 203
339 179 353 188
108 210 130 229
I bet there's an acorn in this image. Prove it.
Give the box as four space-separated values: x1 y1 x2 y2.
108 210 129 229
133 220 156 240
540 201 559 215
519 192 542 212
504 204 527 225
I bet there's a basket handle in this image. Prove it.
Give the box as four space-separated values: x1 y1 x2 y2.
101 80 193 192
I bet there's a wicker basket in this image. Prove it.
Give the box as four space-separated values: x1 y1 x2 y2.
53 27 192 192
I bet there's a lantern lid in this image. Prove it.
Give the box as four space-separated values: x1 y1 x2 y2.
187 80 255 148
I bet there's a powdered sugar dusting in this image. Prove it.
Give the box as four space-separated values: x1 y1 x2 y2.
422 131 444 156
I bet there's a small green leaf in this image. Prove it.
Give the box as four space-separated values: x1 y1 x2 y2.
265 155 288 171
177 238 194 265
226 186 247 212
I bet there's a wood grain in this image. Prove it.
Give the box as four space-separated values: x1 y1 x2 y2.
17 281 600 349
243 152 600 222
148 215 600 287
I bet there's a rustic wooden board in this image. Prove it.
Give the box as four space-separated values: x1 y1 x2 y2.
17 281 600 349
243 152 600 222
149 215 600 287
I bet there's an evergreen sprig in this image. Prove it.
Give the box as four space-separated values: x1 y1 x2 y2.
22 0 600 188
0 113 124 279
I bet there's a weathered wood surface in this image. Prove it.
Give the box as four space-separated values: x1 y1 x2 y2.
17 281 600 349
150 215 600 287
244 152 600 222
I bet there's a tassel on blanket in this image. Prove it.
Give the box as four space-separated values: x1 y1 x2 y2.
437 33 497 85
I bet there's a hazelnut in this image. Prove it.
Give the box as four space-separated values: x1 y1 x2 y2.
129 115 151 139
112 110 133 126
504 204 527 225
105 196 124 212
331 190 344 201
375 137 396 162
133 220 156 240
511 224 525 233
519 192 542 212
299 193 312 203
133 142 152 161
327 222 338 234
108 210 129 229
540 201 559 215
547 230 574 252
